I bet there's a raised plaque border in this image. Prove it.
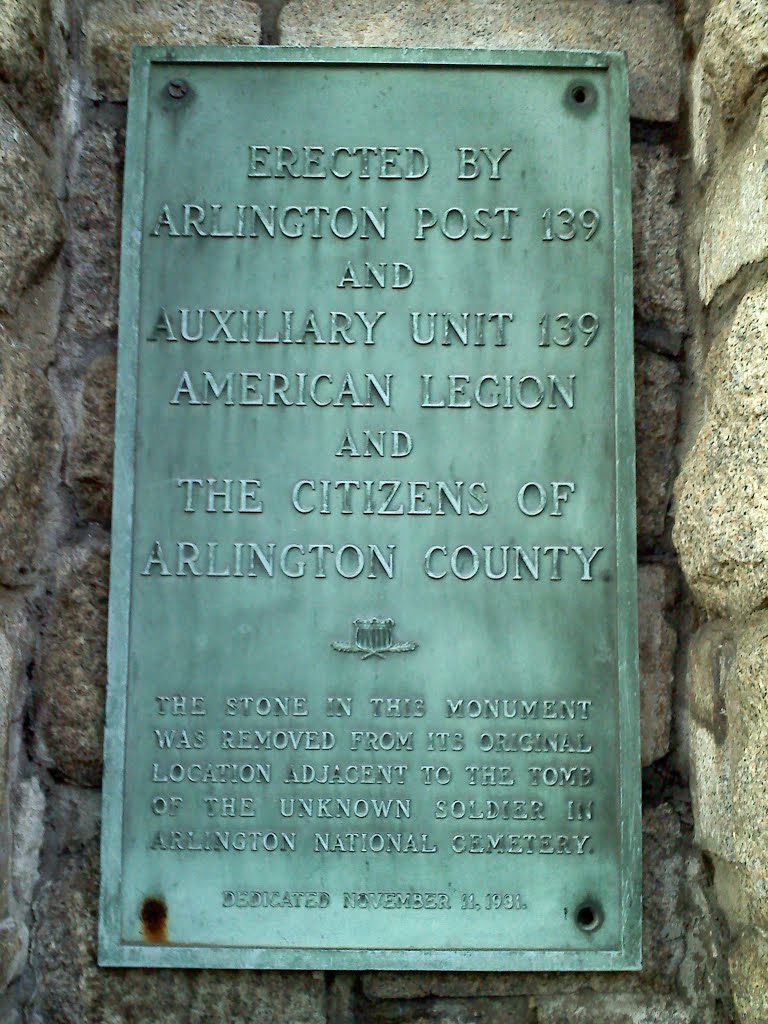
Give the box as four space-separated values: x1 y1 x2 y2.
99 45 640 971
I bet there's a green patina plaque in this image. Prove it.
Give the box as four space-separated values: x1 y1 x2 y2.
100 47 640 971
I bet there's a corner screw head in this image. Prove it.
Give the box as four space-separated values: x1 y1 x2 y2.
167 79 188 100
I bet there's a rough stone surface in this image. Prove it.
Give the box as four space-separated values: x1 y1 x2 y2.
692 0 768 178
0 99 62 313
37 541 110 787
279 0 681 122
362 805 718 1015
69 353 116 526
0 0 53 113
728 928 768 1024
360 997 531 1023
686 620 735 862
327 975 356 1024
713 857 768 932
67 127 122 338
0 619 18 841
698 0 768 129
723 615 768 877
631 145 686 336
0 920 25 991
534 993 696 1023
10 777 44 921
635 347 680 551
687 612 768 877
698 98 768 303
0 996 21 1024
31 838 326 1024
84 0 262 100
683 0 716 47
0 325 58 586
0 622 19 987
674 284 768 618
683 11 768 1016
0 610 40 988
1 777 44 988
638 804 717 1014
638 564 676 767
691 57 718 180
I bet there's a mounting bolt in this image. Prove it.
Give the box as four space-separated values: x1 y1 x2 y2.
575 900 604 933
167 79 188 100
565 80 596 112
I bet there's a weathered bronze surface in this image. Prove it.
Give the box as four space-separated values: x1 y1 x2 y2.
99 47 640 970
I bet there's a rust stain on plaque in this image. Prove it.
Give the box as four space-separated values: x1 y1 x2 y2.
140 897 168 943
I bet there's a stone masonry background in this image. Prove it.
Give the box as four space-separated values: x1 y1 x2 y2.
0 0 765 1020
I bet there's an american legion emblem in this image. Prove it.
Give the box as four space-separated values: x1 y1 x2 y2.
331 618 418 660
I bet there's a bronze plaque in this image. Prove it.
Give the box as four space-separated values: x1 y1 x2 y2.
99 47 641 970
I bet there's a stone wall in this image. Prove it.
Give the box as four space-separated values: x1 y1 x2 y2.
0 0 759 1020
674 1 768 1022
